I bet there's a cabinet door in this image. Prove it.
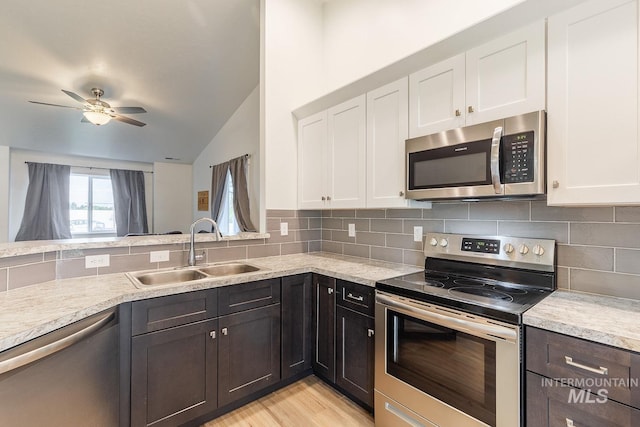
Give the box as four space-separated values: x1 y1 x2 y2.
336 306 375 409
465 20 545 125
367 77 410 208
281 274 312 380
326 95 367 208
409 54 465 137
131 319 218 427
217 304 281 407
312 274 336 382
298 110 327 209
547 0 640 205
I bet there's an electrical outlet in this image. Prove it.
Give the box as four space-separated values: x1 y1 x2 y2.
348 223 356 237
85 254 110 269
413 226 423 242
150 250 170 263
280 222 289 236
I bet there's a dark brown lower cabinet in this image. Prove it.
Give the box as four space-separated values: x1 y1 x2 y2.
312 275 336 383
217 304 281 407
281 274 312 380
336 305 375 408
131 319 218 427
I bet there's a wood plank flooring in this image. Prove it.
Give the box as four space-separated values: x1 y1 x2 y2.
202 376 374 426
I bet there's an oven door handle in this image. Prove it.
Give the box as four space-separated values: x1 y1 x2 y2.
376 293 517 343
490 126 503 194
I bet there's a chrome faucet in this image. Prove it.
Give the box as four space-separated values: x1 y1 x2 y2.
188 217 223 266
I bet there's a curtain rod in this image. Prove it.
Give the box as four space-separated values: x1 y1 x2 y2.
209 153 250 168
24 161 154 174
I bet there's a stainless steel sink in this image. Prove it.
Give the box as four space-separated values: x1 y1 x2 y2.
133 269 208 286
127 262 263 288
198 263 260 276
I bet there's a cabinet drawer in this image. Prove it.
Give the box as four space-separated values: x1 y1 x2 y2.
527 372 640 427
526 327 640 408
336 280 374 316
132 290 217 335
218 278 281 315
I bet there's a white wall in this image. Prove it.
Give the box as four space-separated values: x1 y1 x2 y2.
8 150 153 241
153 162 193 234
0 146 9 242
322 0 523 92
263 0 324 209
193 85 261 229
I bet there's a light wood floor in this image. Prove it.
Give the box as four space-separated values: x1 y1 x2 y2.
203 376 374 427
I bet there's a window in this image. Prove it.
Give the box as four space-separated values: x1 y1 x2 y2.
69 173 117 235
217 170 240 236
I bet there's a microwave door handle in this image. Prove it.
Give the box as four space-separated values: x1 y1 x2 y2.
490 126 504 194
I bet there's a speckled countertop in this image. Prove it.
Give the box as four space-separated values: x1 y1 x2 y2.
523 291 640 353
0 252 420 352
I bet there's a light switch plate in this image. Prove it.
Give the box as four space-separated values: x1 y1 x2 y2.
348 223 356 237
280 222 289 236
150 250 170 263
85 254 110 269
413 226 423 242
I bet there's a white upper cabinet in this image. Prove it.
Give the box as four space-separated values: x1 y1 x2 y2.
409 20 545 138
326 95 367 208
297 111 327 209
367 77 409 208
547 0 640 206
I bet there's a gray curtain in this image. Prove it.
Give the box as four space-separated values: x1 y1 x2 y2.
228 155 256 232
210 162 229 224
110 169 149 237
15 163 72 241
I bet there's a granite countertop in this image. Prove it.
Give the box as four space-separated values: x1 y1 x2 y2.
0 252 420 352
523 290 640 353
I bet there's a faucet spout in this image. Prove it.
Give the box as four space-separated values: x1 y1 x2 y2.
188 217 223 266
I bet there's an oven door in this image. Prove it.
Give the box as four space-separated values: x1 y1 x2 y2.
375 292 521 427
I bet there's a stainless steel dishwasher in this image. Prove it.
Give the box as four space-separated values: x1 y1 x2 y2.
0 308 120 426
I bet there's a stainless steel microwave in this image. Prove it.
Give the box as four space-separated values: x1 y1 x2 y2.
406 110 546 201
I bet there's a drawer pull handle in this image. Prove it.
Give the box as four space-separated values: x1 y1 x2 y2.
564 356 608 375
209 331 216 339
347 292 364 302
367 329 375 338
566 418 575 427
221 327 228 336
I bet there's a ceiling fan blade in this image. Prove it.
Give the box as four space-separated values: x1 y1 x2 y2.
61 89 88 105
111 106 147 114
113 114 146 127
28 100 82 109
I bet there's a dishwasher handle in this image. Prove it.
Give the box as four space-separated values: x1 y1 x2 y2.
0 310 115 376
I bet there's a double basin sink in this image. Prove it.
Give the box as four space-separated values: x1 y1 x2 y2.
127 262 262 288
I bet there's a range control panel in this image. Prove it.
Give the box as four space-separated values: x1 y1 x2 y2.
424 233 555 272
502 131 534 183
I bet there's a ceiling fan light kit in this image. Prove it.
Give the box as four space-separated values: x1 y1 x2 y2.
83 110 112 125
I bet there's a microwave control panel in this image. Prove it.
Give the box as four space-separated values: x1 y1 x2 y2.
502 131 534 183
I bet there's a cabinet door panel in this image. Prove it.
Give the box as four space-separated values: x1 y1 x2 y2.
281 274 312 379
298 111 327 209
409 54 465 137
131 319 217 427
547 0 640 205
312 274 336 382
218 304 281 407
466 20 545 125
327 95 366 208
367 77 409 208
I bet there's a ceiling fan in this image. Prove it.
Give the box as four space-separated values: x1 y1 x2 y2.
29 88 147 127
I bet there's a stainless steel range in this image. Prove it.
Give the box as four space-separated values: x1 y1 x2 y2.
375 233 555 427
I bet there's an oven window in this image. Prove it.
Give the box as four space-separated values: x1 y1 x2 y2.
386 310 496 426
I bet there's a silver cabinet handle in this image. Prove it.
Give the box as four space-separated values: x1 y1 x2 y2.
553 180 560 189
566 418 575 427
0 310 114 376
564 356 608 375
221 327 228 336
468 105 474 113
209 331 216 339
326 196 332 201
347 292 364 302
321 196 326 201
490 126 504 194
399 191 405 197
455 109 461 117
328 288 334 295
367 329 375 338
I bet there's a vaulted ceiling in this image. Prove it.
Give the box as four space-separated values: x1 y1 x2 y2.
0 0 260 164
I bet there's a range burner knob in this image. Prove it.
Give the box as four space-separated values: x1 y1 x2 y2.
439 238 448 247
533 244 545 256
518 244 529 255
429 237 438 246
503 243 514 254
